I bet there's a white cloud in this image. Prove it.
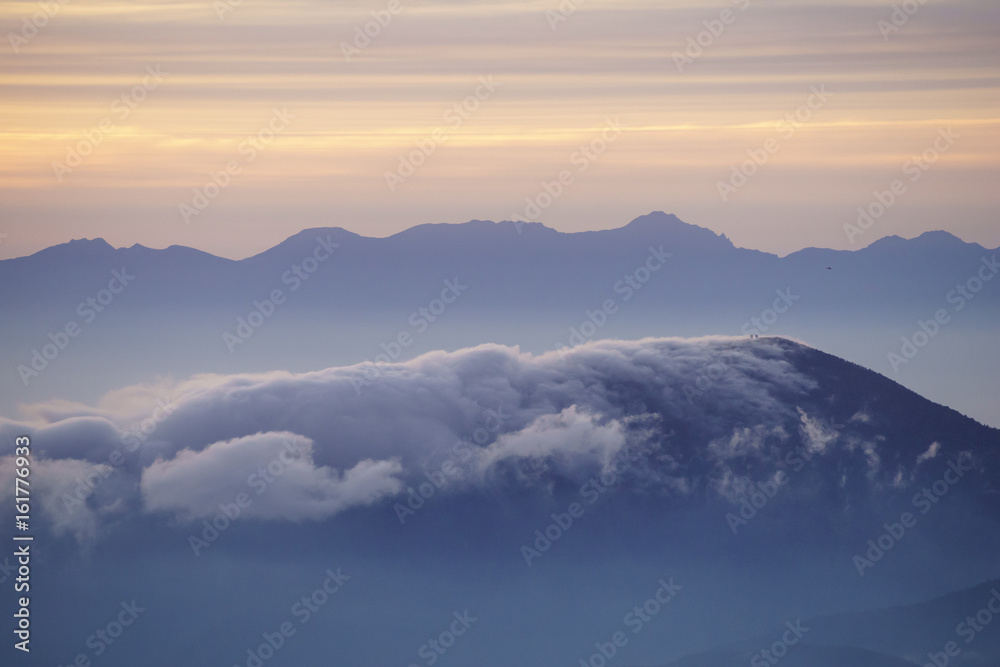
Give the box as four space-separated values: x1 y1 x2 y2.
0 455 118 543
917 441 940 464
140 432 404 522
797 408 840 454
479 406 627 483
708 424 788 461
0 337 905 541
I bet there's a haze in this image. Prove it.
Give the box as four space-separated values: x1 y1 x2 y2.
1 0 998 260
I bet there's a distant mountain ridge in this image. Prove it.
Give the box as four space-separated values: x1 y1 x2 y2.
662 577 1000 667
16 212 983 262
1 212 997 429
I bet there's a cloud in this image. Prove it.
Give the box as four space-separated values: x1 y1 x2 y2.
797 407 840 454
0 336 904 541
917 441 940 464
479 406 628 483
140 432 404 522
708 424 788 461
0 455 119 543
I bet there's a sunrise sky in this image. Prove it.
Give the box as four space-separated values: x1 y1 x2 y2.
1 0 997 260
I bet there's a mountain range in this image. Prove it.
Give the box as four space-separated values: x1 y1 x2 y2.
2 212 997 429
663 577 1000 667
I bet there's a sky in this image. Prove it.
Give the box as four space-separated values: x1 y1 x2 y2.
1 0 998 260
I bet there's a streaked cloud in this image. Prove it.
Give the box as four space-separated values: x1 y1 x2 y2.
1 0 998 258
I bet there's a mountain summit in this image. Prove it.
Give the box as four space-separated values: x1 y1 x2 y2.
0 212 996 430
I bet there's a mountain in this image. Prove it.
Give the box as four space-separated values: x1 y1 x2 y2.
802 578 1000 666
1 335 999 666
1 212 997 429
664 577 1000 667
660 645 920 667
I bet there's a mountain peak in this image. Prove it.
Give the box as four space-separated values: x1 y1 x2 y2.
626 210 682 225
912 229 972 246
28 237 114 261
63 237 113 251
393 218 559 239
620 211 736 251
242 226 362 262
864 229 975 253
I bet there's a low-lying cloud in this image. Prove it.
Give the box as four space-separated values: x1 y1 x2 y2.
141 432 404 522
0 336 909 543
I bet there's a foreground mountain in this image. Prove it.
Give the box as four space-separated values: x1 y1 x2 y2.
802 578 1000 666
661 645 919 667
1 212 997 427
1 336 998 666
664 578 1000 666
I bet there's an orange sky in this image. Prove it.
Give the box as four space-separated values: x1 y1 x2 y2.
1 0 998 259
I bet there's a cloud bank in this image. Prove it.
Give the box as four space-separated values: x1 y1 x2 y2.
0 336 932 543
